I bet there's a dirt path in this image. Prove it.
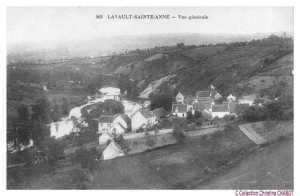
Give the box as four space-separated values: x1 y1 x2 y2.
239 124 267 145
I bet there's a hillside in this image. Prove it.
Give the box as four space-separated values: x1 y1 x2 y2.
6 35 293 125
101 35 293 97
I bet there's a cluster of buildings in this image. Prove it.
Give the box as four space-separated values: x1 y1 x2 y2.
94 87 168 143
94 85 257 149
84 85 259 160
172 86 237 119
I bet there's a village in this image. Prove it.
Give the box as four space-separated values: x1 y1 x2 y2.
5 6 294 190
46 83 261 161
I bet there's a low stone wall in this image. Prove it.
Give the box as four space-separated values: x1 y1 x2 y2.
239 121 293 145
123 129 173 139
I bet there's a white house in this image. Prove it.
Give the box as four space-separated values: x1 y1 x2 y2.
143 100 151 109
99 87 121 101
172 103 187 117
227 94 237 102
98 132 112 146
122 100 142 117
238 94 257 106
175 92 185 103
131 110 157 131
97 114 130 136
102 140 124 160
211 103 230 118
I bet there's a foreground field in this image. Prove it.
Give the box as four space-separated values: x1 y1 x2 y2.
10 126 256 189
8 120 294 189
197 138 293 189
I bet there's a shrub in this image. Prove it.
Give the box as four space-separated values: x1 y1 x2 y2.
69 168 90 189
72 148 98 171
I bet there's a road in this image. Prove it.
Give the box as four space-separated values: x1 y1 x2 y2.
196 138 293 189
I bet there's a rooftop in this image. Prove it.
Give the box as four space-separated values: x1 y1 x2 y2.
212 104 229 112
172 103 187 113
97 115 116 123
152 107 168 118
196 90 210 98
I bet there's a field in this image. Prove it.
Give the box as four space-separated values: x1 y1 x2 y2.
197 138 293 189
9 125 257 189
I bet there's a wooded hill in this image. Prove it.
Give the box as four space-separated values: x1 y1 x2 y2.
100 35 293 98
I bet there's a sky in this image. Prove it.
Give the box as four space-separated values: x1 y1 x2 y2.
7 7 293 46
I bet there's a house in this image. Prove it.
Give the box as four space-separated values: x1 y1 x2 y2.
152 107 168 119
192 101 211 113
227 94 237 102
195 90 211 99
98 132 112 146
172 103 187 117
238 94 257 106
131 109 157 131
228 101 237 113
211 103 230 118
194 97 213 112
98 86 121 101
184 95 194 112
175 92 185 103
195 90 213 110
143 100 151 109
101 140 124 160
97 115 115 134
210 86 223 101
141 110 157 127
114 114 131 132
97 114 130 136
122 100 142 117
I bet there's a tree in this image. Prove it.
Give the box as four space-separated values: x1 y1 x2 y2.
61 97 70 115
51 103 61 122
69 168 90 189
31 121 50 146
82 100 125 120
32 98 51 123
172 118 187 141
194 110 202 119
17 104 30 121
15 105 31 145
186 110 194 121
241 105 267 122
102 100 124 114
150 93 173 111
39 138 64 169
117 74 139 99
72 148 98 171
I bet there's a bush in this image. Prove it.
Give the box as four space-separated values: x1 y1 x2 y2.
150 93 173 111
172 119 187 141
146 137 156 147
39 138 65 169
241 97 293 122
241 105 267 122
72 148 98 171
69 168 90 189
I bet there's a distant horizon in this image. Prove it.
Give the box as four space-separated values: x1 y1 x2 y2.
7 32 293 62
7 7 293 47
7 31 292 50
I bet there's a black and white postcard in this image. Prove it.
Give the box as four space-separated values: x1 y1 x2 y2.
4 4 295 195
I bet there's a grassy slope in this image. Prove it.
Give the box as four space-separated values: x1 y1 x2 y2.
14 125 255 189
107 37 293 96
